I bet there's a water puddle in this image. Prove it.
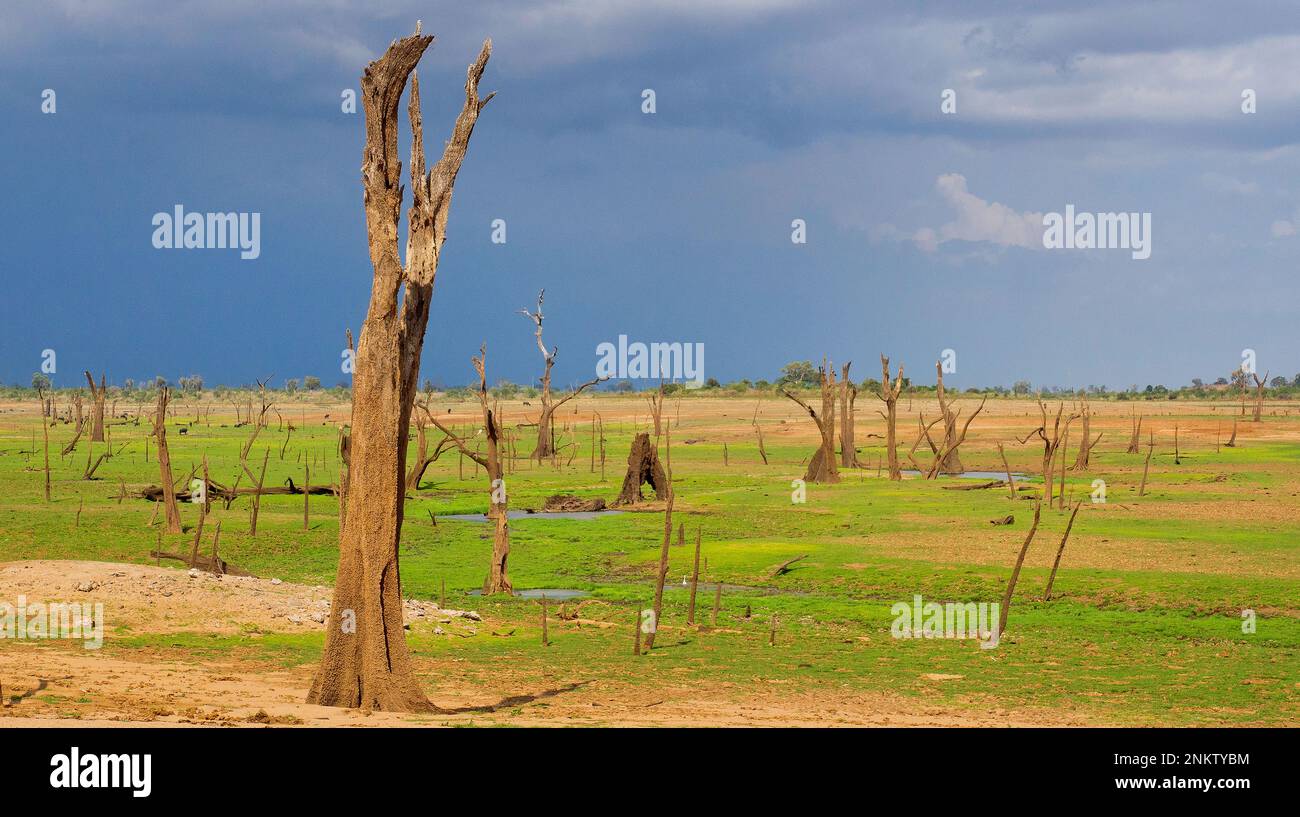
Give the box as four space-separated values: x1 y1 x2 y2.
438 510 625 522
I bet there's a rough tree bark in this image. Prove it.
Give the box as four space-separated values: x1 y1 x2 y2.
308 28 494 712
877 355 904 480
614 432 668 504
84 371 106 442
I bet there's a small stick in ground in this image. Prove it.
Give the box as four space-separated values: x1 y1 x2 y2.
541 593 550 646
711 581 722 626
687 527 702 625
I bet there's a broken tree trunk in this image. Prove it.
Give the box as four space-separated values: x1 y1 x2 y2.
85 371 107 442
839 361 857 468
878 354 905 480
781 358 839 484
933 361 964 474
152 387 182 534
613 432 668 505
1072 395 1103 470
1251 371 1268 422
308 28 495 713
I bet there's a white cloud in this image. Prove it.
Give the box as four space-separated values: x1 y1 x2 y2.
912 173 1043 252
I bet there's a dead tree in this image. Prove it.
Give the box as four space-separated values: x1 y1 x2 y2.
308 28 495 713
1225 418 1238 448
405 407 453 492
998 499 1042 636
1126 410 1143 454
84 371 107 442
1044 500 1082 601
518 290 605 461
1019 400 1076 507
644 407 676 650
915 395 986 479
152 387 182 534
433 346 512 595
839 361 857 468
1251 371 1268 422
781 359 839 484
996 441 1016 498
751 399 768 465
1138 432 1155 496
933 361 965 474
38 386 51 502
877 355 905 480
1072 394 1103 470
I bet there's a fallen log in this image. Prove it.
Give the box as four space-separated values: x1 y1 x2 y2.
770 554 808 577
149 550 254 577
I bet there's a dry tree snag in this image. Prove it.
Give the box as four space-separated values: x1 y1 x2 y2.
1139 431 1155 496
914 395 986 479
1019 400 1076 506
877 355 905 480
839 361 858 468
614 432 668 504
431 348 512 595
309 29 494 712
996 441 1016 498
644 414 675 650
405 406 453 492
1072 395 1103 470
932 362 966 474
781 359 840 483
998 500 1042 636
1044 500 1082 601
84 371 106 442
152 387 182 534
519 290 605 461
1225 418 1238 448
1126 410 1143 454
38 385 51 502
751 399 768 465
1251 371 1268 422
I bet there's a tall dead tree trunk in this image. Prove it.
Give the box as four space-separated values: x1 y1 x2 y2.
433 347 511 594
84 371 106 442
152 387 182 534
1072 395 1102 470
309 28 494 713
1126 410 1143 454
1019 400 1076 506
878 355 904 480
933 362 964 474
839 361 857 468
519 290 604 461
1251 371 1268 422
781 358 839 484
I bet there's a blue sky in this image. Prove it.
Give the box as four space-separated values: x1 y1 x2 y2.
2 0 1298 391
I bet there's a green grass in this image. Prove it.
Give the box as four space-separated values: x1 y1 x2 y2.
1 400 1297 725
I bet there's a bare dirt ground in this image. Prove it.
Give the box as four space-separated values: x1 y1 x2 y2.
0 560 1094 727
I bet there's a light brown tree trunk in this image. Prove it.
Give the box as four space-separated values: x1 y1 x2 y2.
152 387 182 534
781 358 839 484
839 361 856 468
878 355 904 480
85 371 106 442
687 527 701 625
308 29 494 712
934 362 964 474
